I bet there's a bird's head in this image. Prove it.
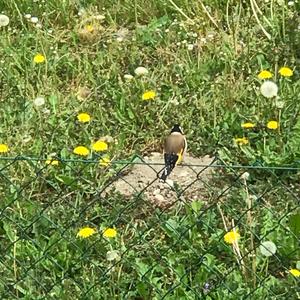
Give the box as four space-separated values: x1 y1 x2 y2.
171 124 183 134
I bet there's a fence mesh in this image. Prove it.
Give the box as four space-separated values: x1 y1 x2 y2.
0 155 299 299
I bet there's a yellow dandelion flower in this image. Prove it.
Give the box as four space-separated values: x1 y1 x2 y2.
33 53 46 64
267 121 279 130
92 140 108 152
0 144 9 153
289 269 300 277
99 156 111 167
77 113 91 123
279 67 293 77
241 122 255 129
45 159 59 166
142 90 156 101
103 228 117 238
85 24 94 32
77 227 96 238
73 146 90 156
258 70 272 80
224 230 240 244
234 137 249 145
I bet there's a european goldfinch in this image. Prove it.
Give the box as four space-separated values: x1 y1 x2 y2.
160 124 187 181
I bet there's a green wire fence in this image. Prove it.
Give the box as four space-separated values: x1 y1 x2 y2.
0 155 299 299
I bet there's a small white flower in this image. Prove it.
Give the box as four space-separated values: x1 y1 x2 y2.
187 44 194 51
124 74 134 80
30 16 39 24
116 37 123 42
95 14 105 20
276 0 285 6
77 8 85 16
275 100 284 109
0 14 9 27
33 96 45 107
106 250 120 261
24 14 32 19
35 23 42 29
23 135 32 143
134 66 149 76
260 81 278 98
260 241 277 257
287 1 294 5
42 108 50 114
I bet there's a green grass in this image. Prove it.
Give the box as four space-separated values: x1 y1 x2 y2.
0 0 300 299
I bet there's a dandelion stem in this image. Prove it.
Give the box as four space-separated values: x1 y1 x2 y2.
282 4 286 41
250 0 271 40
252 0 272 27
134 0 138 25
218 204 247 278
270 0 274 21
226 0 232 35
217 203 228 231
167 0 194 23
198 0 219 29
231 220 247 279
13 230 18 297
244 177 256 287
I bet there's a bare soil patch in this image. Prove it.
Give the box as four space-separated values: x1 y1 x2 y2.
108 153 215 208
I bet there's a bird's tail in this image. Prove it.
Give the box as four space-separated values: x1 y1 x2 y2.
160 153 178 181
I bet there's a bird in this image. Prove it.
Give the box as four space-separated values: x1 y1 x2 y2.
160 124 187 181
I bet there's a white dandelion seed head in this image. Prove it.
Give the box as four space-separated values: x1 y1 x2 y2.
33 96 45 107
0 14 9 27
30 16 39 24
260 241 277 257
124 74 134 80
260 81 278 98
134 66 149 76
